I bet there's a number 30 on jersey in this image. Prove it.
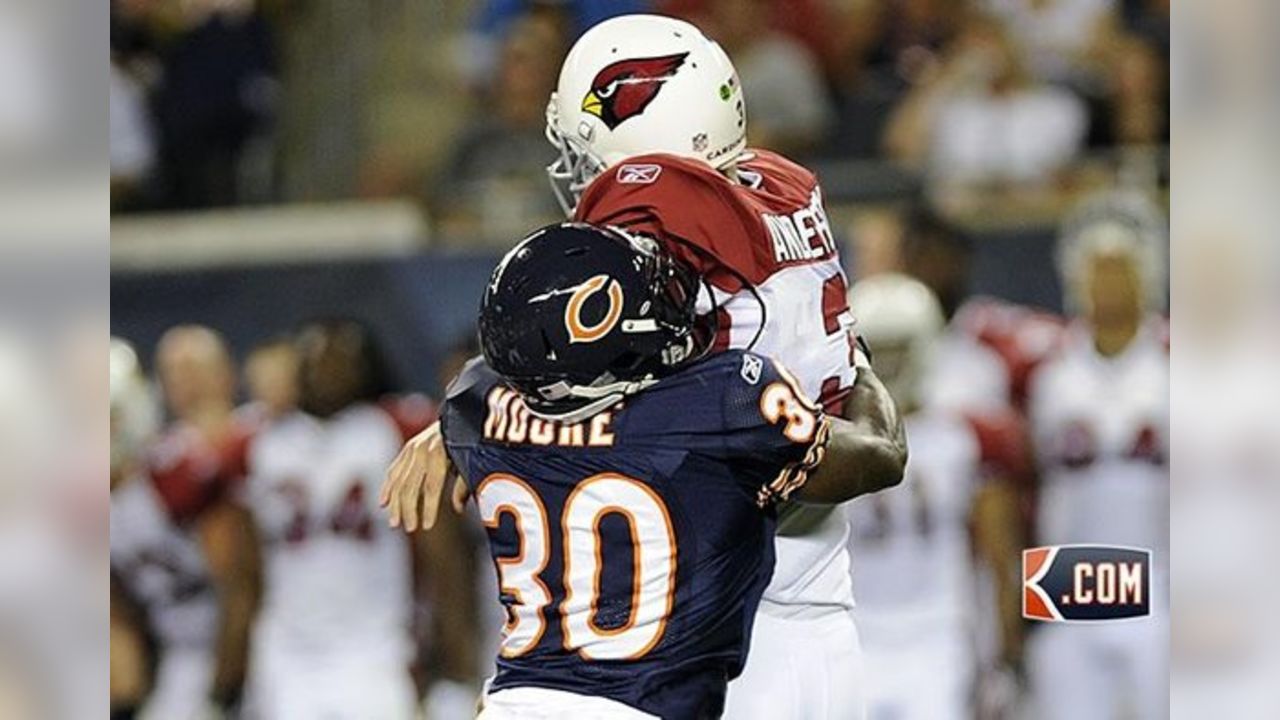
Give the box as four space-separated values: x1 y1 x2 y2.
475 473 676 661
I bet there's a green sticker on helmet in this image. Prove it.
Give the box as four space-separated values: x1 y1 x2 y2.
719 84 731 100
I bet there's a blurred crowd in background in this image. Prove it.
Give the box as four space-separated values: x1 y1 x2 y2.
110 0 1169 236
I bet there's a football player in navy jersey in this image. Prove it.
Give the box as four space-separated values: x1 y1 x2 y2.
442 223 905 719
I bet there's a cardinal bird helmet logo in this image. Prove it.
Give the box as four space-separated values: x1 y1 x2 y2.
581 53 689 130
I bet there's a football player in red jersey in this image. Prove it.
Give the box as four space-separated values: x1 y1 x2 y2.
239 321 425 719
894 205 1062 415
242 336 301 423
844 274 1031 720
111 329 260 719
1025 192 1169 720
383 15 907 718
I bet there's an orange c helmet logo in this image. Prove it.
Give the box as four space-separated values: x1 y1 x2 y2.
565 274 624 344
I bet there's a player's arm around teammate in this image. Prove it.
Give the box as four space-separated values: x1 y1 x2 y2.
797 358 908 504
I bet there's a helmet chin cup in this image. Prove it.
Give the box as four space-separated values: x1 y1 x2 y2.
525 375 660 425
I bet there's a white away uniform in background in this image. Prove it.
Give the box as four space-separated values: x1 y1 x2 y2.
577 148 865 718
924 322 1011 415
243 405 416 720
110 477 219 720
848 411 982 720
1025 319 1169 720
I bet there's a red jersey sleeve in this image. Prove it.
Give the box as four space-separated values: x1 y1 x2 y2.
379 393 440 441
147 430 226 524
220 416 258 486
147 417 258 524
963 408 1034 484
575 153 774 293
957 299 1067 409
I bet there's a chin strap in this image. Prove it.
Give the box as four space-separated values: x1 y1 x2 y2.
528 375 660 425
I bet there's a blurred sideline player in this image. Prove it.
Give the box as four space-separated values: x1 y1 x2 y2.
374 335 483 719
241 330 480 715
443 224 905 718
383 16 903 717
240 321 423 719
894 207 1011 415
1025 192 1169 720
895 208 1038 681
110 331 260 719
845 275 1019 720
899 206 1065 413
240 326 481 718
412 337 489 720
109 338 159 716
242 336 301 423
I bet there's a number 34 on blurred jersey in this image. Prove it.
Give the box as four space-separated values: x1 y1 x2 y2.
1023 545 1152 622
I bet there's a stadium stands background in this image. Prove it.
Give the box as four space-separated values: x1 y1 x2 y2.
111 0 1169 393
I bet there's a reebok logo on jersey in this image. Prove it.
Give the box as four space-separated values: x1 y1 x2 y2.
617 164 662 184
1023 545 1151 622
740 354 763 385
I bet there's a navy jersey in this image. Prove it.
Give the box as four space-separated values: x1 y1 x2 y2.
443 350 829 719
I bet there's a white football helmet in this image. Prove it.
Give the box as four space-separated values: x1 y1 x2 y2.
110 337 158 476
1057 188 1167 314
848 273 945 411
546 14 747 215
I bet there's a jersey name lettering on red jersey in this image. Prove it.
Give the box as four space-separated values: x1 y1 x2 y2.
763 187 837 264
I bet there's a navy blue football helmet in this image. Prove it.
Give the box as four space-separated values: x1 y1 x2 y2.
479 222 713 422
